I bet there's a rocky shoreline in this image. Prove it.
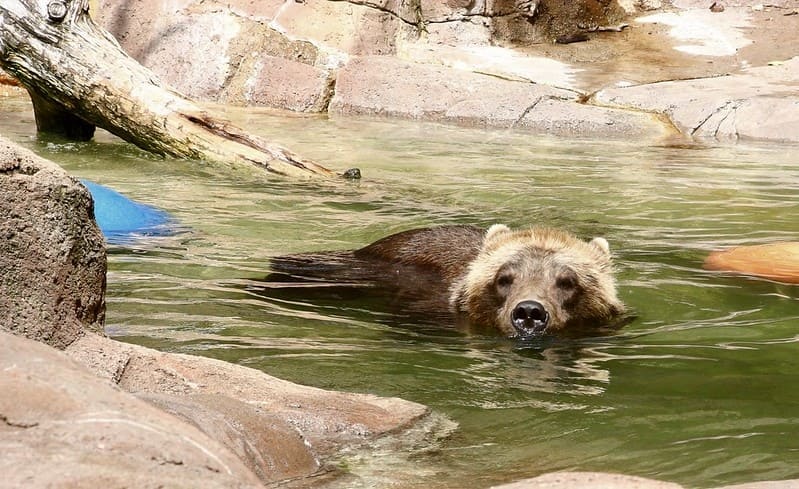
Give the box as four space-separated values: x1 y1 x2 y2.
0 137 433 488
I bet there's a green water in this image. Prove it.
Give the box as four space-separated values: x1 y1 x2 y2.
3 95 799 488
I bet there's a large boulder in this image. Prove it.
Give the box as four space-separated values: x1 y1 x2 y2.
0 331 264 489
66 332 432 458
0 136 106 349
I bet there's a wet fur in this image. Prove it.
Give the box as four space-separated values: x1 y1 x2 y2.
265 225 624 336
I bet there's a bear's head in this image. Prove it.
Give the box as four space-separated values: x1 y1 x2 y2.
450 224 625 337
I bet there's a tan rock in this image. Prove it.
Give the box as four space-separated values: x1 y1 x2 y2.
331 56 673 138
491 472 684 489
67 332 432 457
329 55 573 122
516 97 675 138
141 392 326 484
0 136 106 349
593 57 799 143
270 0 406 57
704 242 799 284
238 55 333 112
716 480 799 489
0 331 263 489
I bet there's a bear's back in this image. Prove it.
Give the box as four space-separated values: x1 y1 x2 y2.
355 225 484 283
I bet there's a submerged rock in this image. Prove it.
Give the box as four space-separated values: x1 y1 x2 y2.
704 242 799 284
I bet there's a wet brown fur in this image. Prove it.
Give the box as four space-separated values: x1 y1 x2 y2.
267 224 625 337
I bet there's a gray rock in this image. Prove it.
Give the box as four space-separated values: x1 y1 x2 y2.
491 472 685 489
331 56 673 138
0 331 264 489
329 55 574 122
593 57 799 143
0 135 105 349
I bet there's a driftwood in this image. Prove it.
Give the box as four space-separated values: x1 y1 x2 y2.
0 0 337 178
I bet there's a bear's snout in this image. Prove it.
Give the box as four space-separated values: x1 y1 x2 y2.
511 300 549 336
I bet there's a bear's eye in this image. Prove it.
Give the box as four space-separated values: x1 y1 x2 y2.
556 272 578 290
496 272 515 289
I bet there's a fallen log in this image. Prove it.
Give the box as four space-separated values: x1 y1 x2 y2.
0 0 336 178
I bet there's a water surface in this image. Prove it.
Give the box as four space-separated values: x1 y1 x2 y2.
3 95 799 488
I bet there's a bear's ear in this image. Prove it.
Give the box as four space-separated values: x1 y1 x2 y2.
589 237 611 256
485 224 511 243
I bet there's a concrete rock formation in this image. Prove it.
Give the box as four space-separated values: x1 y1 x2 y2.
0 136 106 348
96 0 799 143
0 331 264 489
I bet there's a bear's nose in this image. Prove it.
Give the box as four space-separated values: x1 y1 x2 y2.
511 300 549 335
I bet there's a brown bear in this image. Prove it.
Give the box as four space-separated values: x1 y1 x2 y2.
265 224 626 338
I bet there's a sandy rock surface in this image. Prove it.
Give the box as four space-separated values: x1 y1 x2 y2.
490 472 685 488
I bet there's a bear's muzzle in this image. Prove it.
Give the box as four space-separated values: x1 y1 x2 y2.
511 300 549 336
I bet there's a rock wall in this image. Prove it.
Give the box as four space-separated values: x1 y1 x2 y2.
93 0 799 143
0 136 106 348
95 0 628 111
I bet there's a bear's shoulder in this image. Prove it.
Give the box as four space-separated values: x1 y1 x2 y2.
355 225 485 281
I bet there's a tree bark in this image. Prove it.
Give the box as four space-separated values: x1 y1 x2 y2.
0 0 336 178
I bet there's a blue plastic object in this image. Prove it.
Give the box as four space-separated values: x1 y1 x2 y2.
81 180 173 239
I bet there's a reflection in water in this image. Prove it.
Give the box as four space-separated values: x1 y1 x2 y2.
3 96 799 488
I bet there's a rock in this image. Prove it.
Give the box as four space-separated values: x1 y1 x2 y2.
140 392 327 484
330 55 572 120
96 0 335 111
516 97 674 139
66 332 432 457
0 331 264 489
0 67 18 86
331 56 673 138
593 57 799 143
268 0 408 56
490 472 684 489
716 480 799 489
704 242 799 284
0 135 106 349
233 55 334 112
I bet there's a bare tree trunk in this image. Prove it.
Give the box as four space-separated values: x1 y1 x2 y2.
0 0 338 178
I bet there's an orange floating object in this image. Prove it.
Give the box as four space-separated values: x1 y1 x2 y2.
704 242 799 284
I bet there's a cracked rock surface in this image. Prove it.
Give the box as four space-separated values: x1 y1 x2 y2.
96 0 799 143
